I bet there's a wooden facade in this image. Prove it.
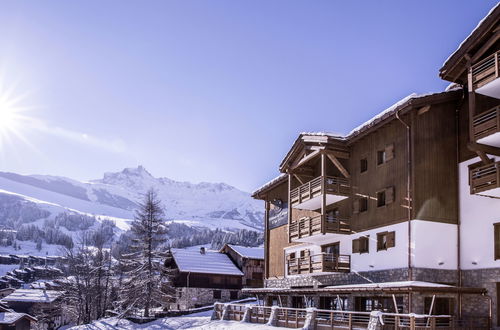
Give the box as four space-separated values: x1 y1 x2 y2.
220 244 264 288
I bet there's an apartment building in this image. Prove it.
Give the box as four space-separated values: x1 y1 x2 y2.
246 4 500 328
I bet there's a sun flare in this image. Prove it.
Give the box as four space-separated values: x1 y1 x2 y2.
0 83 35 149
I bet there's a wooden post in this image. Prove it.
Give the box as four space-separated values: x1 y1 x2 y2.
468 67 476 144
410 315 415 330
264 201 270 279
321 153 327 234
348 313 352 330
288 174 292 243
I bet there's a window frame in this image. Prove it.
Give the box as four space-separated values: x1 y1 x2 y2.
360 157 368 173
376 190 386 207
495 223 500 260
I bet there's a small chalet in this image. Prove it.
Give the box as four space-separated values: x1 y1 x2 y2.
220 244 264 288
165 247 244 310
0 312 36 330
2 289 67 329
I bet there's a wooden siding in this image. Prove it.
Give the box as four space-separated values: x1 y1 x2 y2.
268 225 290 278
348 119 408 232
174 272 242 290
413 102 458 224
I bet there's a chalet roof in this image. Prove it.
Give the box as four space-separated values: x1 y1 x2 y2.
225 244 264 260
0 312 36 325
172 249 243 276
243 280 486 295
2 289 63 304
272 89 461 176
440 3 500 83
251 173 287 199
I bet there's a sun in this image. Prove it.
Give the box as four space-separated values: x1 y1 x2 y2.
0 84 34 149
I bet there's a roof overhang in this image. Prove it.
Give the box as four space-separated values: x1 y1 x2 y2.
279 133 348 173
252 174 288 200
243 282 486 295
440 3 500 83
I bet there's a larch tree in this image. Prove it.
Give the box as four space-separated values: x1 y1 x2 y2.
119 188 173 318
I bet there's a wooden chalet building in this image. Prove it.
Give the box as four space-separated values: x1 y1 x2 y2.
164 247 244 310
245 3 500 329
1 289 67 329
220 244 264 288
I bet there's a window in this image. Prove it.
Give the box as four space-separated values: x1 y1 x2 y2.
377 190 386 207
320 296 348 310
230 291 238 300
352 236 369 254
424 297 455 315
377 144 395 165
495 223 500 260
322 242 340 255
353 197 368 214
213 290 221 299
360 158 368 173
377 150 386 165
377 231 396 251
377 187 395 207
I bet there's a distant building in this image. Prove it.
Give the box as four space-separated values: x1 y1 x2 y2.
2 289 68 329
165 247 243 310
219 244 264 288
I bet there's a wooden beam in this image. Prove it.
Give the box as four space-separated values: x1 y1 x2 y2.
293 174 305 185
321 153 326 235
471 31 500 63
477 150 492 164
291 149 320 170
326 153 350 178
468 142 500 157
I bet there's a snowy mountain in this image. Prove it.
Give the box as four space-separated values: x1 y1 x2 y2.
0 166 264 254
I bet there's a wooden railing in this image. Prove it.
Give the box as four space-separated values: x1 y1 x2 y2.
471 50 500 90
290 176 350 208
289 215 350 240
213 303 490 329
287 253 350 275
472 105 500 141
469 160 500 194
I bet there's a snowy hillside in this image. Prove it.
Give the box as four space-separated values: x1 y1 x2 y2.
0 166 264 254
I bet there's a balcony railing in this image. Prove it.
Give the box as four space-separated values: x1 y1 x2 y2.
471 50 500 90
289 215 350 240
290 176 350 208
472 106 500 142
469 161 500 194
287 253 350 275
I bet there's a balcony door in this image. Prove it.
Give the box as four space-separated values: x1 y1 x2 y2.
322 242 340 256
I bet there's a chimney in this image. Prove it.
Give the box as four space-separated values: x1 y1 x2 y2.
200 247 206 255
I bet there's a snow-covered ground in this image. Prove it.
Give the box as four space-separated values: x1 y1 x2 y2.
66 310 278 329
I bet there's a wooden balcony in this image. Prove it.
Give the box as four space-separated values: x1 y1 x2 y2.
472 106 500 147
290 176 350 210
287 253 350 275
469 161 500 196
471 50 500 98
289 215 350 241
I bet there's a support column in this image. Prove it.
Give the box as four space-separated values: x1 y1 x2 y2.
321 153 327 235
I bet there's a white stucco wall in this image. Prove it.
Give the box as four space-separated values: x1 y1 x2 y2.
460 156 500 270
283 219 459 276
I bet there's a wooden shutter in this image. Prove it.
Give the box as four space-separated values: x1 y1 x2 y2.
385 144 395 161
352 239 360 253
353 199 360 214
495 224 500 260
377 233 384 251
387 231 396 248
386 186 395 204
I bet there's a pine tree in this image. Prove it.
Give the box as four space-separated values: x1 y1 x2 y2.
119 188 173 318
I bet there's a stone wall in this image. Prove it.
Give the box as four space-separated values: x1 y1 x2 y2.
462 267 500 328
169 287 241 310
264 267 461 289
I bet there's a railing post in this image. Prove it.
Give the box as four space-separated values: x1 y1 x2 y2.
309 256 312 273
410 315 415 330
348 313 352 330
495 52 499 78
430 316 436 330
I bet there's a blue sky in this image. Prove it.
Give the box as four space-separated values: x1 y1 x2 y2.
0 1 497 192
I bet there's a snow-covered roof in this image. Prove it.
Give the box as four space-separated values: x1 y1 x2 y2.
227 245 264 260
172 249 243 276
2 289 63 304
442 2 500 69
251 174 287 197
324 281 453 290
0 312 35 324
